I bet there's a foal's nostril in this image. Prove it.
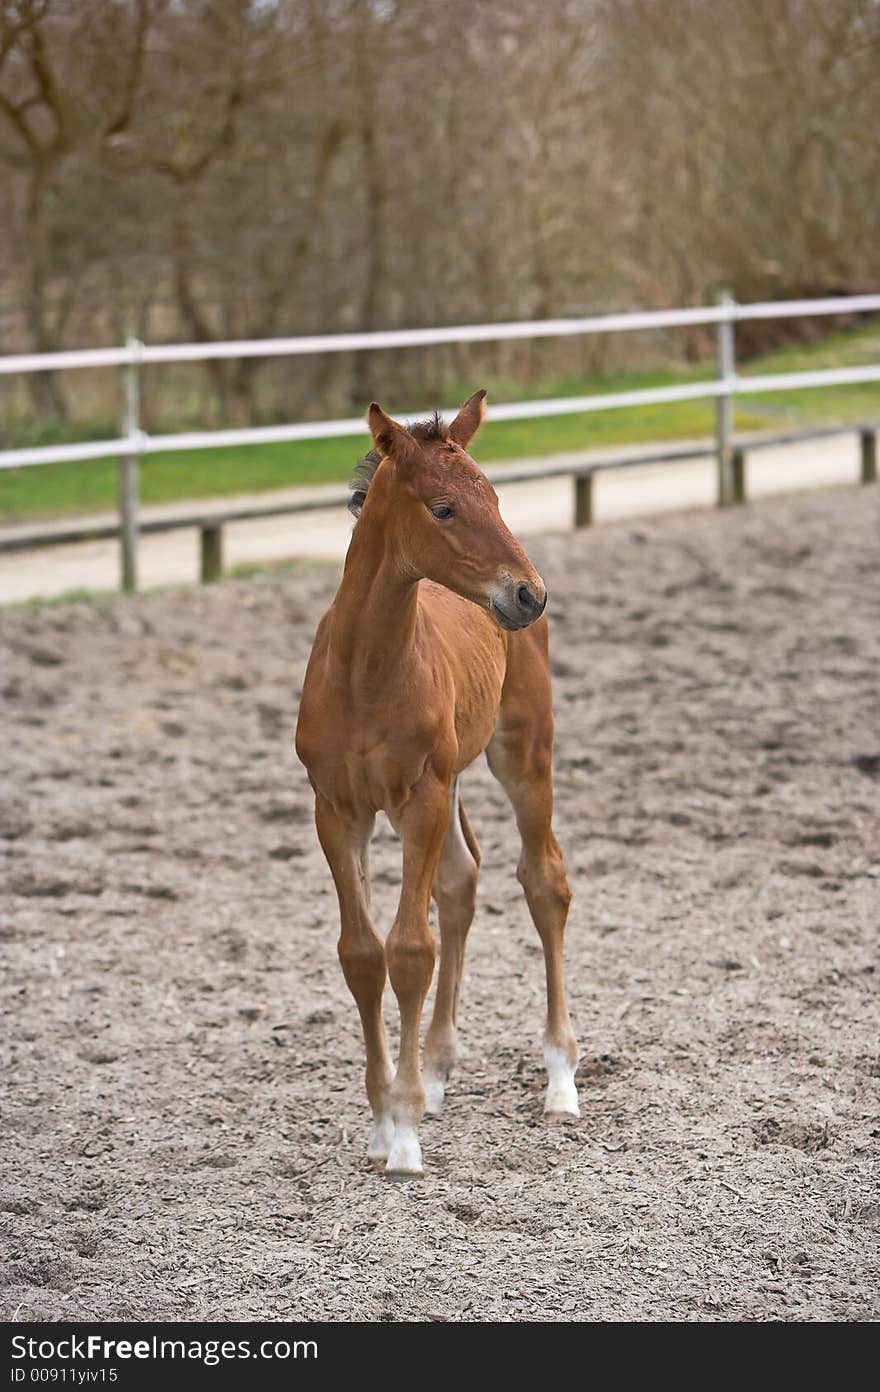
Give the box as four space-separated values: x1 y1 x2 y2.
517 584 535 612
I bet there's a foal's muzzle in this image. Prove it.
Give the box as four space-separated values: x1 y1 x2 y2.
490 579 548 631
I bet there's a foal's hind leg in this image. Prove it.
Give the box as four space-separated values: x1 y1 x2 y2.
487 628 579 1117
423 778 481 1115
383 771 449 1177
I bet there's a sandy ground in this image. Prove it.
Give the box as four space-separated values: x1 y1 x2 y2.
0 430 867 602
1 484 878 1323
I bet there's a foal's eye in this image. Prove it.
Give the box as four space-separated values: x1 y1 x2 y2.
430 504 455 521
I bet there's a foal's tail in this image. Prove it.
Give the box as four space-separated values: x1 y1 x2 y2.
459 799 482 867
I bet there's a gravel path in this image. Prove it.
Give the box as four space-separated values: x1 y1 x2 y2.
1 484 878 1321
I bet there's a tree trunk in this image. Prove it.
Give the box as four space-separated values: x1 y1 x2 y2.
171 204 231 422
351 6 385 407
25 167 68 420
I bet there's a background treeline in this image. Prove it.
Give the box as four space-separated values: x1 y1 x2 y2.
1 0 878 430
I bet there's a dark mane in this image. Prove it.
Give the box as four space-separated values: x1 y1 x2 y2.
348 412 448 517
348 449 382 516
408 410 448 443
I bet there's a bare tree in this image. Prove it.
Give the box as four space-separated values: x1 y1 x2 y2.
1 0 878 429
0 0 157 415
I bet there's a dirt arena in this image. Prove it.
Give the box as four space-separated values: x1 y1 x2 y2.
2 485 878 1323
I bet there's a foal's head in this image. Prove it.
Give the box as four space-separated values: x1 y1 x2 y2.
352 390 547 631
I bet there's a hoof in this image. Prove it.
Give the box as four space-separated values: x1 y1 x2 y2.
544 1102 580 1122
423 1073 446 1117
366 1115 395 1164
544 1045 580 1118
383 1166 424 1182
385 1125 424 1178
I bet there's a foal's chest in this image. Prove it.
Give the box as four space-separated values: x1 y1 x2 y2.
307 712 438 819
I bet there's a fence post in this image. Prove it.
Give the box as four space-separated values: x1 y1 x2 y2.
715 289 736 506
731 447 746 504
574 472 593 527
860 428 877 484
118 334 142 592
200 524 223 582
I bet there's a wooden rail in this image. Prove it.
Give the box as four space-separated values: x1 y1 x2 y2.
3 292 879 590
0 425 875 587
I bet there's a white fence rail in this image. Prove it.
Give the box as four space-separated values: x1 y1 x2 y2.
3 293 880 375
3 364 880 472
0 292 878 589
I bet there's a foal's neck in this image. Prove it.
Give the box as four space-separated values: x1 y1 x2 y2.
331 486 419 671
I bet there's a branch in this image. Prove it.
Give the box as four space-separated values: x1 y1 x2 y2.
26 14 68 157
104 0 153 139
0 135 29 167
0 89 40 158
153 69 243 184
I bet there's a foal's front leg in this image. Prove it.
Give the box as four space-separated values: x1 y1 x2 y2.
385 771 450 1177
314 794 395 1163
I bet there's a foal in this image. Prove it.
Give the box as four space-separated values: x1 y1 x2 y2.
295 391 579 1177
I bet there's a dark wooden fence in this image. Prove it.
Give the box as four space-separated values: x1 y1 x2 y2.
0 423 876 588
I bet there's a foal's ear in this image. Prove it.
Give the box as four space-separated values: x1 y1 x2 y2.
367 402 422 476
448 389 487 449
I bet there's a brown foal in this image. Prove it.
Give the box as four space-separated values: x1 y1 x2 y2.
295 390 579 1177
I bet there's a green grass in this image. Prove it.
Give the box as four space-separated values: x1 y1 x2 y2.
1 327 878 522
737 323 880 423
1 585 120 610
